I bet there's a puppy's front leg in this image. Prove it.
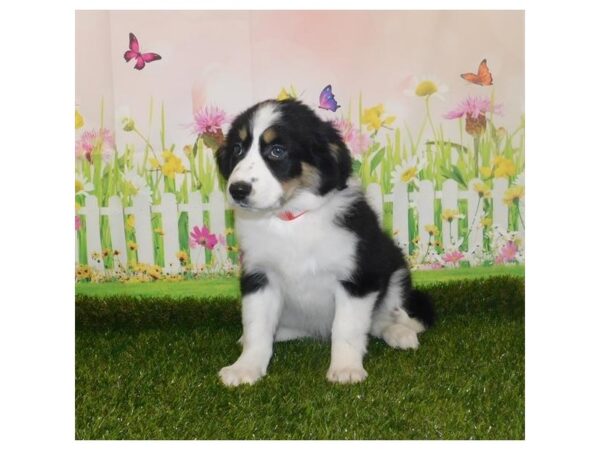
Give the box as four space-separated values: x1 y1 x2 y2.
327 284 377 384
219 273 281 387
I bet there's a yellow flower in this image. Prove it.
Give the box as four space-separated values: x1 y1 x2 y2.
493 156 517 178
149 158 160 169
176 250 189 263
503 185 524 205
76 265 92 281
126 215 135 230
154 228 164 236
473 182 491 198
147 265 163 280
277 85 298 101
227 245 239 253
122 117 135 132
183 145 193 157
75 179 84 193
128 241 138 251
225 228 235 236
441 209 464 222
361 104 395 133
415 80 438 97
480 217 493 227
75 110 84 129
480 166 493 178
102 248 111 257
91 251 102 262
424 224 439 236
161 151 185 178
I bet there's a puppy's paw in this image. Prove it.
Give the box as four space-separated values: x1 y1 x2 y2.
219 363 263 387
383 323 420 350
327 366 368 384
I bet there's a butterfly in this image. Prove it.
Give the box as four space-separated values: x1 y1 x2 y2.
318 84 340 112
460 59 493 86
123 33 162 70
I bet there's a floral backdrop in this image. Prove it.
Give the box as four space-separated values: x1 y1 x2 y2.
75 10 524 283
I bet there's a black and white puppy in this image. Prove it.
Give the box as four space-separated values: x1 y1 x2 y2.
215 99 434 386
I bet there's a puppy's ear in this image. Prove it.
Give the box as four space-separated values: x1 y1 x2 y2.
315 120 352 193
215 143 232 180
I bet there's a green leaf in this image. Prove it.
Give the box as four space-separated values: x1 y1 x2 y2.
352 159 362 175
370 148 385 174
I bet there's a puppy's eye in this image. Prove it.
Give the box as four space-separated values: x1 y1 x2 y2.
267 145 287 161
233 143 244 157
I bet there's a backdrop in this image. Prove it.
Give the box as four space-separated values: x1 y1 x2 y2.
75 10 525 282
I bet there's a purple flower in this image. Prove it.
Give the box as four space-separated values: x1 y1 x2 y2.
332 118 371 155
192 106 229 135
75 128 115 162
444 96 502 120
495 241 518 264
190 225 218 250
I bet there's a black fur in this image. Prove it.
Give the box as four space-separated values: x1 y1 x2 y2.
240 272 268 296
216 99 352 195
336 197 435 329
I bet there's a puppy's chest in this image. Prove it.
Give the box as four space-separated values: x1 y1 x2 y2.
238 214 357 283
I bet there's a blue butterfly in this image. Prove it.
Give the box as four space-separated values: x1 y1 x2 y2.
318 84 340 112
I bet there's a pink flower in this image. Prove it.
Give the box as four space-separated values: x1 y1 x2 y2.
332 118 371 155
193 106 229 135
75 128 115 162
189 225 218 250
496 241 518 264
75 216 81 231
443 96 502 120
442 250 464 265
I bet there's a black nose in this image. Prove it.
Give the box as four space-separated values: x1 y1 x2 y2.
229 181 252 201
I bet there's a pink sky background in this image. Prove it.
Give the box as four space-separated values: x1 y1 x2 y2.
76 10 524 154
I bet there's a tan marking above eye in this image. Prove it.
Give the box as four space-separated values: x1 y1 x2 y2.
239 126 248 141
261 128 277 144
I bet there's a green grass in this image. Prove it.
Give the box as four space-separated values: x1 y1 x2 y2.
76 274 524 440
75 264 524 299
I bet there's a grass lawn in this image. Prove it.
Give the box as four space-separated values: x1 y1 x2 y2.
76 268 525 440
75 264 524 299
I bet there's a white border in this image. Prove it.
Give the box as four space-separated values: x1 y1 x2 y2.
3 1 600 448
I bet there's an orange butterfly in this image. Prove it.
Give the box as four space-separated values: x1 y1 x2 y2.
461 59 493 86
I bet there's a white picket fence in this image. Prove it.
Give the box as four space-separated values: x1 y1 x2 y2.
76 181 228 274
76 178 522 272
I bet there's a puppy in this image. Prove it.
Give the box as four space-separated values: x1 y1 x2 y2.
215 99 434 386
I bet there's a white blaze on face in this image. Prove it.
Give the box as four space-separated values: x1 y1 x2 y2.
228 103 284 210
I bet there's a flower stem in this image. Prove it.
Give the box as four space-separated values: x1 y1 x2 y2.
424 96 438 149
516 202 525 230
464 195 481 243
133 127 159 161
473 135 480 178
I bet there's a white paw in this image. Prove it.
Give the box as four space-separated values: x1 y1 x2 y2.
383 323 420 350
327 366 368 384
219 363 264 387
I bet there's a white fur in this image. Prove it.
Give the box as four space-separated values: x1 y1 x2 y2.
219 179 426 385
227 103 283 210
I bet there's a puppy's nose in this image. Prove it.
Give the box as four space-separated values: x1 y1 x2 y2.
229 181 252 201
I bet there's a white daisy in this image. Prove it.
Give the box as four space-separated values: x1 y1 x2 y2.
391 156 425 187
403 75 448 100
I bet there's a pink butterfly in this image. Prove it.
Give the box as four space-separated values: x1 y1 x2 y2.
123 33 162 70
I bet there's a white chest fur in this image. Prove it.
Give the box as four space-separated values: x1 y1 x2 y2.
235 189 360 337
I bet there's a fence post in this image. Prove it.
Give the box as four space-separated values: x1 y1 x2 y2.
79 195 104 272
366 183 383 223
187 190 206 269
154 192 180 274
107 196 128 269
466 190 484 252
414 180 434 255
441 179 459 248
209 180 227 264
492 178 509 230
390 182 409 250
128 192 154 266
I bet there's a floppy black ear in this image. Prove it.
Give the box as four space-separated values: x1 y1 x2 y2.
314 119 352 194
215 144 232 180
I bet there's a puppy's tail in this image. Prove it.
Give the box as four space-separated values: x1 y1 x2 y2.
404 289 436 329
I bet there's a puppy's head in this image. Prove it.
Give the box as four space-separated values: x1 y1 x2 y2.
215 99 352 211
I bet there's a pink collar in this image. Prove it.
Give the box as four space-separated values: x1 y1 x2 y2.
277 210 307 221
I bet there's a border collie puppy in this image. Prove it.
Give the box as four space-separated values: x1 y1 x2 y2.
215 99 434 386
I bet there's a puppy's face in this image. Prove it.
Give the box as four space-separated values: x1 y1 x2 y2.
216 100 352 211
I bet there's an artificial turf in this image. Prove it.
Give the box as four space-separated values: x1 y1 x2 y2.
75 274 524 440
